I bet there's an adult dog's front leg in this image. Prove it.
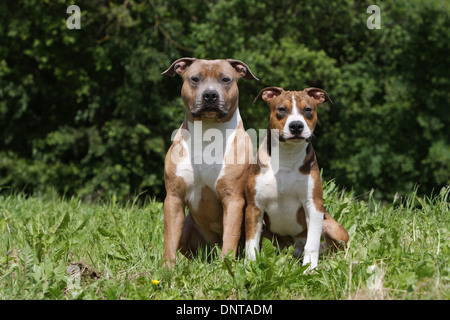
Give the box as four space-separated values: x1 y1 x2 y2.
221 196 245 258
162 193 186 266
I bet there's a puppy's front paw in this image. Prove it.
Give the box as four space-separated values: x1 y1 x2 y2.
245 241 259 262
302 250 318 273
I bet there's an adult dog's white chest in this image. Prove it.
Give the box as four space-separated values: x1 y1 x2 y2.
174 110 242 211
176 158 224 211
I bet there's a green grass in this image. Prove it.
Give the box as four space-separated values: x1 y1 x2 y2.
0 183 448 300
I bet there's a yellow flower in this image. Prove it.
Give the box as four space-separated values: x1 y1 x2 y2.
152 279 160 285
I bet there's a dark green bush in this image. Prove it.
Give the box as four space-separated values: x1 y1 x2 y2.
0 0 448 201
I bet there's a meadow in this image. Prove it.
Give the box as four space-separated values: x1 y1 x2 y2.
0 182 448 300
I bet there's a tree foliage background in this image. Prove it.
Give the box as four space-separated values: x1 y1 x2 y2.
0 0 449 202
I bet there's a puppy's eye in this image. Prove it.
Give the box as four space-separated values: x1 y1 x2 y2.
190 76 200 83
277 106 287 112
221 77 231 83
304 107 313 113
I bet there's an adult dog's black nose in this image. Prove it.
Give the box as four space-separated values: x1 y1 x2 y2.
289 121 304 134
202 89 219 105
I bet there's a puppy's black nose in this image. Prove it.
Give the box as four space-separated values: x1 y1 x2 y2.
289 121 304 134
203 89 219 105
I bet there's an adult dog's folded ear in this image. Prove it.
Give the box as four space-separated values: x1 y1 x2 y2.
227 59 259 81
161 57 197 77
253 87 284 103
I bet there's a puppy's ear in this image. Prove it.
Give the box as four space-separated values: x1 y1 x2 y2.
253 87 284 103
227 59 259 81
162 57 197 77
305 87 333 105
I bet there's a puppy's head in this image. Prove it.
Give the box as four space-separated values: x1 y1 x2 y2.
162 58 258 122
254 87 332 143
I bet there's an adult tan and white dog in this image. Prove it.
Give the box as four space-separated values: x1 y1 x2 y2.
161 58 258 266
245 87 348 270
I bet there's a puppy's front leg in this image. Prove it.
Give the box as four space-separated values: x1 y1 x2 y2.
244 203 264 261
302 201 324 270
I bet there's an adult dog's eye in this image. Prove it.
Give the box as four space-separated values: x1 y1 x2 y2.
221 77 231 83
190 76 200 83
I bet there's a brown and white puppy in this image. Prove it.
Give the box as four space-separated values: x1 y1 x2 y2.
161 58 258 266
245 87 348 270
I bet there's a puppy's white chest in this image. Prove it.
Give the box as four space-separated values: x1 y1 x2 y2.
254 165 311 236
